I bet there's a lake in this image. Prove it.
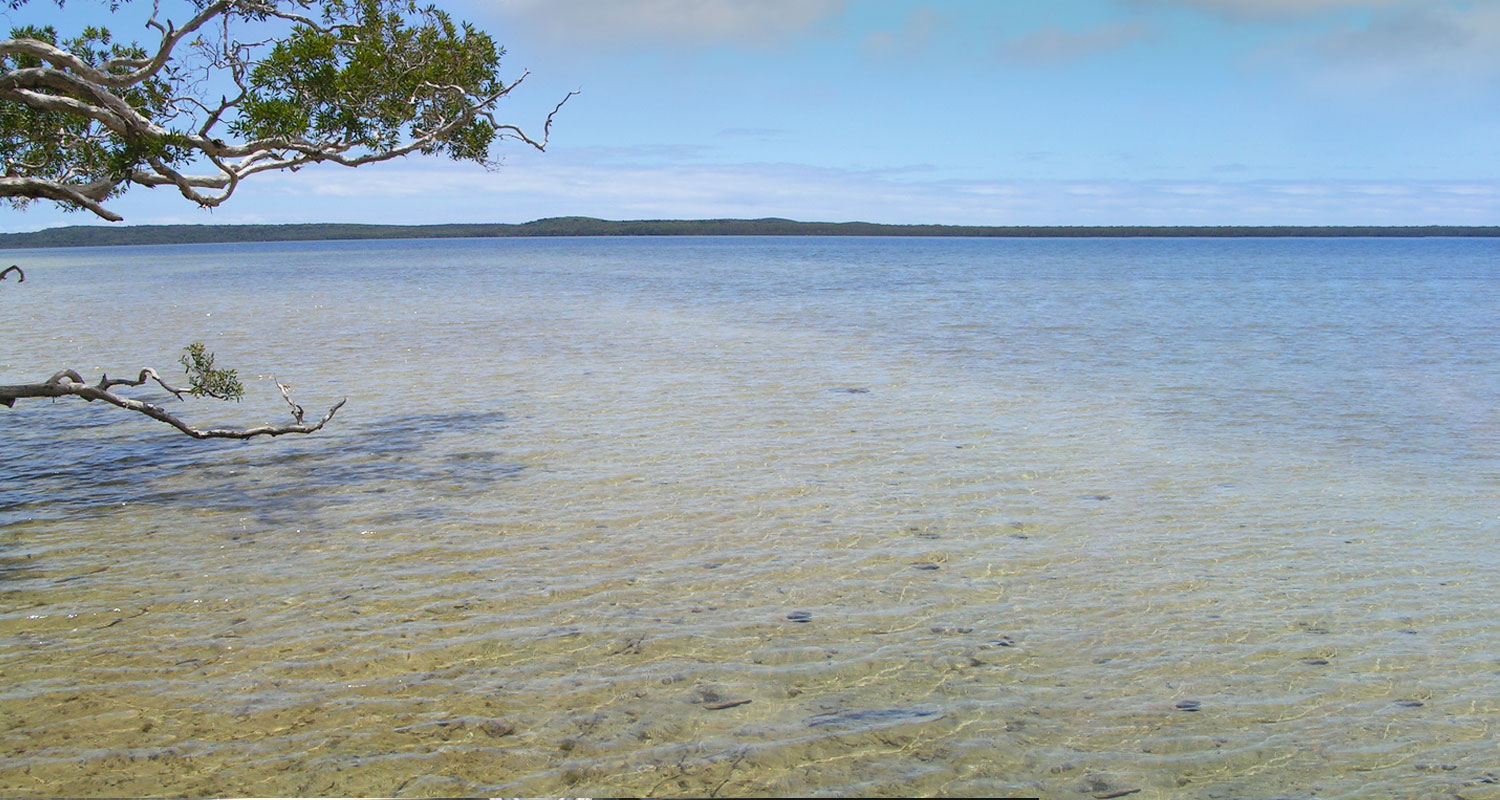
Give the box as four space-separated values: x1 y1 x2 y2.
2 236 1498 797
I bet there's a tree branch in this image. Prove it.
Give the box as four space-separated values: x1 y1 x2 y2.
0 0 240 89
0 176 125 221
1 0 570 221
0 369 345 439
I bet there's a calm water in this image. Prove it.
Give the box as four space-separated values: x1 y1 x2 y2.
1 236 1498 798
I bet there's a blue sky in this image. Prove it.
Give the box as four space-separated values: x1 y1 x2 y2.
6 0 1500 230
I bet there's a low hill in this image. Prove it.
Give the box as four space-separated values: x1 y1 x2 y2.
2 217 1497 248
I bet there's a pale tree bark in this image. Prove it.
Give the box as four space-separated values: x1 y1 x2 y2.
0 368 345 439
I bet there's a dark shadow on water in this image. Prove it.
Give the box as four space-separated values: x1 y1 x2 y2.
0 405 524 529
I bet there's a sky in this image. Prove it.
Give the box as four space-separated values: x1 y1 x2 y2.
5 0 1500 230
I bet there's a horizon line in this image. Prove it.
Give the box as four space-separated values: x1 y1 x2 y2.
4 217 1500 248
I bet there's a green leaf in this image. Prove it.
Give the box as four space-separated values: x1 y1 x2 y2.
179 342 245 401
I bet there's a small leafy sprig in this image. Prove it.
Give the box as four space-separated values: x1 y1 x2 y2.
179 341 244 401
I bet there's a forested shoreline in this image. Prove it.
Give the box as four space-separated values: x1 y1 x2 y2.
3 216 1498 248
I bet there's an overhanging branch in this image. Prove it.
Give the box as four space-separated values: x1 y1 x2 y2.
0 369 345 439
1 0 571 222
0 176 124 221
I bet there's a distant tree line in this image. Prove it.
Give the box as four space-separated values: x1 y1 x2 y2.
3 217 1498 249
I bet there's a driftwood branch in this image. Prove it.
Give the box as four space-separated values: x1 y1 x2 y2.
0 369 344 439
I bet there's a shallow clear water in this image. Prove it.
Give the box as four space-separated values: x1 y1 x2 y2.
1 236 1498 797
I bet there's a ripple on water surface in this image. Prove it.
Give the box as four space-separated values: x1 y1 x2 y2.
2 237 1500 797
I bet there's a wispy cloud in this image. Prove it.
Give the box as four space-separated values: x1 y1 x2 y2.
998 21 1149 64
1435 184 1499 197
862 6 941 60
1157 183 1232 196
1305 4 1500 89
1266 183 1333 196
158 154 1500 228
1173 1 1500 94
10 152 1498 233
1146 0 1413 19
501 0 848 46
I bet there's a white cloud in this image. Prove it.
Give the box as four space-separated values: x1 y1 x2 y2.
956 184 1025 197
1308 4 1500 87
1266 183 1333 195
500 0 848 46
1349 184 1412 196
998 21 1149 64
1193 1 1500 95
1158 184 1231 196
1436 184 1499 196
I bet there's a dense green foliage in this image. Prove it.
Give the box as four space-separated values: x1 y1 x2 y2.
232 0 504 162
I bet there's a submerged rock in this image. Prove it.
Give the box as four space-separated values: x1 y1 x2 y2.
478 720 516 738
805 707 942 728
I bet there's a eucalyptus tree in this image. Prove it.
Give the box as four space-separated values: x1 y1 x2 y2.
0 0 569 437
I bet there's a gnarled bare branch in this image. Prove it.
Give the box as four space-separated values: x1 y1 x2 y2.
0 369 344 439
